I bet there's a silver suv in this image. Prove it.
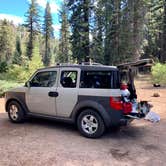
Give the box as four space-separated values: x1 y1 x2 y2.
5 64 134 138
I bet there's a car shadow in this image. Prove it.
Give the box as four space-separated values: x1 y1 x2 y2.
27 117 147 140
103 124 148 140
27 117 78 132
1 112 149 140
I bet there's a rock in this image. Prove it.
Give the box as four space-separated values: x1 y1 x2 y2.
152 93 160 97
153 83 161 87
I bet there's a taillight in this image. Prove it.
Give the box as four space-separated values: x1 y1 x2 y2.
110 97 132 114
110 97 123 110
123 102 132 114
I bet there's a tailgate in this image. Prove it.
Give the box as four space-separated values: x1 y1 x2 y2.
124 101 151 120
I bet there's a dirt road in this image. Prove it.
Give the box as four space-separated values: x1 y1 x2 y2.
0 75 166 166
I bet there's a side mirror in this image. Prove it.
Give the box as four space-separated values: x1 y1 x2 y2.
25 81 31 88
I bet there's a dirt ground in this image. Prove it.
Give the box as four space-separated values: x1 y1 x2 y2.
0 75 166 166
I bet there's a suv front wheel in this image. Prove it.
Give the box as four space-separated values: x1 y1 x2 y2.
7 101 25 123
77 109 105 138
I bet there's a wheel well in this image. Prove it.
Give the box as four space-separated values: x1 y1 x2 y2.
75 107 106 126
6 99 23 112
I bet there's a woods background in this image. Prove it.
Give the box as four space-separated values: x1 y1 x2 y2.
0 0 166 96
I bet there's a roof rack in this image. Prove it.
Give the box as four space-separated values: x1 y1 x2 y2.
79 62 103 66
56 62 103 66
56 63 78 66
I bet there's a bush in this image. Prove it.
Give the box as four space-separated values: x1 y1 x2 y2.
0 65 29 82
0 52 43 83
0 80 22 97
0 45 44 97
152 63 166 85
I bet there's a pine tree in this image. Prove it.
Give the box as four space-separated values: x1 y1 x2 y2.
104 0 116 65
28 42 43 75
130 0 145 61
141 0 163 61
91 0 104 64
118 0 134 62
67 0 90 63
43 2 54 66
13 36 22 65
25 0 40 60
59 2 70 63
82 0 90 62
0 20 14 63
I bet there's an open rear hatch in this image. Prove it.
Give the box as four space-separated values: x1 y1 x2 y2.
117 59 153 120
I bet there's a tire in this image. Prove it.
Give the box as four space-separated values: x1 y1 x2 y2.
7 101 25 123
77 109 105 138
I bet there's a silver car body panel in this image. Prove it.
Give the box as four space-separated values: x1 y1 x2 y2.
26 68 59 116
5 65 125 127
56 67 81 117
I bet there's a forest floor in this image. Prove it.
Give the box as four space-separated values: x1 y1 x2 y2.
0 75 166 166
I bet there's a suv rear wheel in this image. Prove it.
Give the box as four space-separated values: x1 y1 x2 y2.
77 109 105 138
7 101 25 123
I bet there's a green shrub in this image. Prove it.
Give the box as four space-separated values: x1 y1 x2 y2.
0 80 22 97
152 63 166 85
0 65 28 82
0 46 43 97
27 50 43 77
0 52 43 83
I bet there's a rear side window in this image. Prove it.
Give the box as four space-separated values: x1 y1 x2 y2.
80 71 120 89
60 71 77 88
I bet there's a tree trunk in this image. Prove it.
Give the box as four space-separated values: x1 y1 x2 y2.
161 0 166 63
83 0 90 62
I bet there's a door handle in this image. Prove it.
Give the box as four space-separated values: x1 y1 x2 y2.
48 91 59 97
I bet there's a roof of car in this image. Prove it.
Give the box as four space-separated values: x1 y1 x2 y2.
38 64 118 71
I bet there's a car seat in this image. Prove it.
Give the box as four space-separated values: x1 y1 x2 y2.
61 77 73 87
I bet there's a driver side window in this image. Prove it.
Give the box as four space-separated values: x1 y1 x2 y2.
30 71 57 87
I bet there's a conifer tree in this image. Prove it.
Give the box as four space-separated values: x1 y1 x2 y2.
13 36 22 65
43 2 54 66
91 0 104 64
25 0 40 60
67 0 90 62
0 20 14 63
59 2 70 63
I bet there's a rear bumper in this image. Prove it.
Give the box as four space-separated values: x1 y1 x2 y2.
106 110 138 127
119 113 147 126
106 109 125 127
